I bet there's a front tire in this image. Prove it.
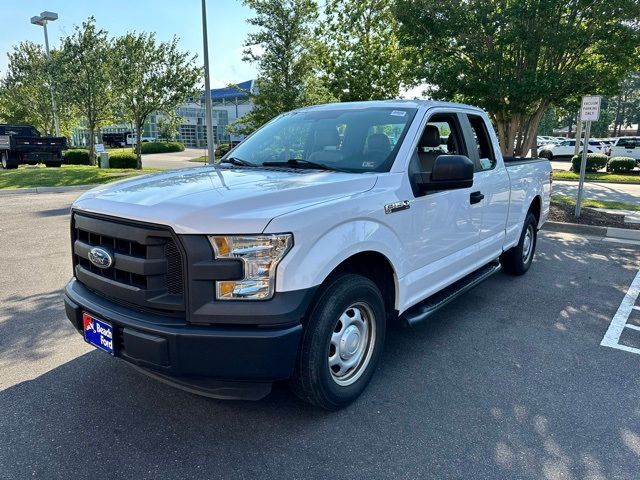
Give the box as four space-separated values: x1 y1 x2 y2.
500 212 538 276
291 274 386 410
45 161 62 168
539 150 553 160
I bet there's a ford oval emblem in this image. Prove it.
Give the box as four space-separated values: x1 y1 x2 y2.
88 247 114 269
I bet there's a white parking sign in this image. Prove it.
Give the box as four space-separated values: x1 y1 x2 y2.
581 96 601 122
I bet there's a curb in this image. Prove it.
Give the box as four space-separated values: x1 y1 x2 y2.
0 184 98 196
543 221 640 241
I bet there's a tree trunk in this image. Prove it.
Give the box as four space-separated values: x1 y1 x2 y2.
88 124 96 167
136 123 143 170
493 111 518 157
518 104 548 157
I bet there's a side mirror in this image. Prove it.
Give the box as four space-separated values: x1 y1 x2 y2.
414 155 474 192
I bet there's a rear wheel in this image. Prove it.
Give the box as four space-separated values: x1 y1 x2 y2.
45 161 62 168
291 274 386 410
1 152 17 169
500 212 537 276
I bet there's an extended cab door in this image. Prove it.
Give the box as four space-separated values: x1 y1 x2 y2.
400 110 483 307
461 113 510 259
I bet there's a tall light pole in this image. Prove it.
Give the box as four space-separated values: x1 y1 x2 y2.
201 0 216 165
31 11 60 137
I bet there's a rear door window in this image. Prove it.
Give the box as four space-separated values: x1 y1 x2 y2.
466 115 496 171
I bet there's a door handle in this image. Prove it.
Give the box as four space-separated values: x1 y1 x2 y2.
470 191 484 205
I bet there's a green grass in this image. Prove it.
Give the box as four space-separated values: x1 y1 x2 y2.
552 195 640 212
552 170 640 184
189 156 207 163
0 165 158 189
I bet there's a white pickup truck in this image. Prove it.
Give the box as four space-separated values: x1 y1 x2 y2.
64 100 551 410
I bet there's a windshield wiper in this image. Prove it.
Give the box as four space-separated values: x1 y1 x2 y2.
262 158 346 172
220 156 256 167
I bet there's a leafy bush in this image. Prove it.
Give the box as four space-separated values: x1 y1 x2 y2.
571 153 608 173
607 157 637 173
140 141 185 154
63 149 92 165
215 143 233 157
109 151 138 169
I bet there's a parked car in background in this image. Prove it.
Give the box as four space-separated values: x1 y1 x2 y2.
605 137 640 160
126 133 156 145
63 100 551 409
538 139 605 160
536 136 558 148
0 124 67 169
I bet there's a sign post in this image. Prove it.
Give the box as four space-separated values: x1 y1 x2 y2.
575 96 600 218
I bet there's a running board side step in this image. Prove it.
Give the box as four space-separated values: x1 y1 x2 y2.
400 261 501 326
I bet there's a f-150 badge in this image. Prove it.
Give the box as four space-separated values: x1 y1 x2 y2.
384 200 410 214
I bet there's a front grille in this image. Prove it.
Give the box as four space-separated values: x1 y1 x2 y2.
72 213 186 313
165 240 183 295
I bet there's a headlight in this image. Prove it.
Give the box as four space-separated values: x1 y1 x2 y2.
209 234 293 300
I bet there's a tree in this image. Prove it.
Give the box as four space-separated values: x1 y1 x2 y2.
111 33 199 168
60 17 114 165
610 72 640 135
157 113 182 141
395 0 640 156
318 0 407 102
236 0 330 133
0 42 75 135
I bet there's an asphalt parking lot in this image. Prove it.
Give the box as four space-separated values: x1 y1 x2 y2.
2 191 640 479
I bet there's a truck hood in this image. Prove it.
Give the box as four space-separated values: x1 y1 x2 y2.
73 166 378 233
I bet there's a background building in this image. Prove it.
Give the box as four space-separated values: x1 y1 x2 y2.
71 80 255 148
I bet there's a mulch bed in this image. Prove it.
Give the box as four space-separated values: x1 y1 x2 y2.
549 203 640 230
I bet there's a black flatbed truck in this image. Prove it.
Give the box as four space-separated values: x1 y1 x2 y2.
0 124 67 169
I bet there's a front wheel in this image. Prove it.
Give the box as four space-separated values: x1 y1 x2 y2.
291 274 386 410
500 212 538 275
539 150 553 160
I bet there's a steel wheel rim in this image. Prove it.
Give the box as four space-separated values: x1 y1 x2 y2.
1 154 6 169
328 302 376 386
522 225 534 263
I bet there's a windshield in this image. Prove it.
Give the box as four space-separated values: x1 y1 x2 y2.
225 107 417 173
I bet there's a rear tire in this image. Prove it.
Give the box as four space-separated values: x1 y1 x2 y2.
500 212 537 276
45 161 62 168
1 152 17 169
290 274 386 410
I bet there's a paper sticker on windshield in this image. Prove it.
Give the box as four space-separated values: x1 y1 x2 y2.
362 161 376 168
390 110 406 117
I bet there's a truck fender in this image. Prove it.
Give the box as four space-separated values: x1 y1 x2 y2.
505 180 545 249
275 219 403 299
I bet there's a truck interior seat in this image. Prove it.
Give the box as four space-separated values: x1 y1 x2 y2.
417 125 444 172
308 127 343 164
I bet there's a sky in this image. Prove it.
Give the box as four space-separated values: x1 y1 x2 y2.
0 0 258 87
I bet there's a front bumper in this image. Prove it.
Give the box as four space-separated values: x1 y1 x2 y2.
64 279 312 398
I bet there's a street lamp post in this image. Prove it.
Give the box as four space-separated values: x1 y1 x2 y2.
201 0 216 166
30 11 60 137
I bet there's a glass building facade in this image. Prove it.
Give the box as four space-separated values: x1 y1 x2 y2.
72 80 255 148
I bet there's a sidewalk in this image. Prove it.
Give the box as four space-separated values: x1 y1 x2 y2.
553 180 640 204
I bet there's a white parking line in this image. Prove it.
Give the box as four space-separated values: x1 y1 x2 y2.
601 269 640 355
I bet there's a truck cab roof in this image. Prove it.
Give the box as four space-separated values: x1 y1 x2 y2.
293 99 485 114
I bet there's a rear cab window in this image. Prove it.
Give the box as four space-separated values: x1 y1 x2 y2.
466 115 496 171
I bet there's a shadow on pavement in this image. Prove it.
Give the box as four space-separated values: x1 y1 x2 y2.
2 234 640 479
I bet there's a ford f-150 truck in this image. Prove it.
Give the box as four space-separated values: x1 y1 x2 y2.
64 101 551 410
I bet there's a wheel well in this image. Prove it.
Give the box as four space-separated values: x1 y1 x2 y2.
323 251 397 321
529 195 542 225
